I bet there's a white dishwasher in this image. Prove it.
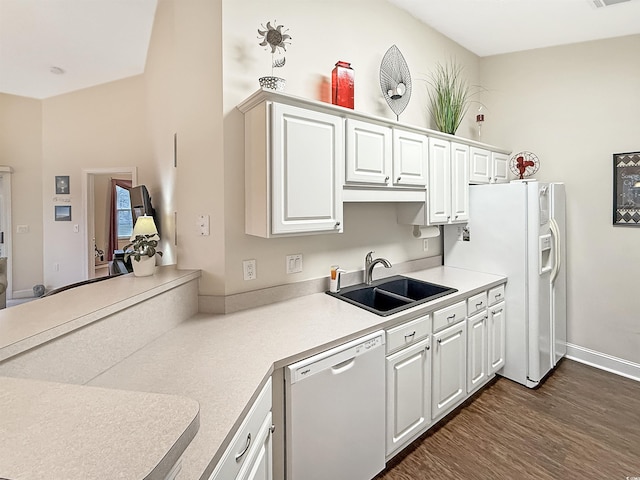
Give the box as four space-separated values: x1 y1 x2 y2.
285 330 386 480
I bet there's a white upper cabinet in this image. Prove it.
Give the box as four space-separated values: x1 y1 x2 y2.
243 101 344 237
428 138 451 224
470 147 509 184
345 118 392 185
392 128 428 187
451 142 470 222
491 152 509 183
427 139 469 225
345 119 428 189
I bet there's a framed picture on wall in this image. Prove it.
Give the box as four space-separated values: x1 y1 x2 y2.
55 175 70 194
613 151 640 226
55 205 72 221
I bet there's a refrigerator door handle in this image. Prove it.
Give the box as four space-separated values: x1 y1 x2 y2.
549 218 561 284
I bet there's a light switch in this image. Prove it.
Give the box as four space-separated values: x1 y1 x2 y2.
198 215 210 236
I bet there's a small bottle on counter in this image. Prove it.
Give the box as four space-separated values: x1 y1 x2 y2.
329 265 346 293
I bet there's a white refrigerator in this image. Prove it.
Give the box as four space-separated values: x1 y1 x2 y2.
444 181 566 388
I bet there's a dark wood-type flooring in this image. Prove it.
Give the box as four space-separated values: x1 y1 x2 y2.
375 359 640 479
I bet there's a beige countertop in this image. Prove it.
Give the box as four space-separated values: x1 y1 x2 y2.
86 266 506 480
0 266 201 362
0 375 200 480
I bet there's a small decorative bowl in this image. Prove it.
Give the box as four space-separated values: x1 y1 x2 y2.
259 76 286 91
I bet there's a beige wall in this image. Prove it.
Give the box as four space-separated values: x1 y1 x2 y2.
479 34 640 364
0 94 44 296
221 0 480 294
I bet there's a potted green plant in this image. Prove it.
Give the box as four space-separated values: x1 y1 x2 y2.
124 232 162 277
426 59 480 135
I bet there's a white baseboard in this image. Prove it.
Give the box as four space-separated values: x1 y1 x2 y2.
12 289 35 299
565 343 640 382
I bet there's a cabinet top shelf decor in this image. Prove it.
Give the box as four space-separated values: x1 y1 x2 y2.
237 89 511 154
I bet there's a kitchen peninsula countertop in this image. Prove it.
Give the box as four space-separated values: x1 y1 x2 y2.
0 265 200 362
0 376 200 480
86 266 506 480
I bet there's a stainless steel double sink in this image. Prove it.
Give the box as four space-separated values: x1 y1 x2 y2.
327 275 457 317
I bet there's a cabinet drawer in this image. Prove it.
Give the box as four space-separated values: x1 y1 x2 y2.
386 315 430 353
467 291 487 317
488 284 505 306
208 378 272 480
433 301 466 333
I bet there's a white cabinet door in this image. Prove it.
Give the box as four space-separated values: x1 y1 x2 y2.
392 129 428 187
450 142 470 222
488 301 506 374
272 103 344 235
467 311 488 394
345 118 392 185
469 147 491 184
428 137 451 224
238 412 273 480
432 321 467 419
386 338 431 456
491 152 509 183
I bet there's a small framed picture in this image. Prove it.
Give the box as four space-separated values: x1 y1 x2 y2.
55 205 72 221
613 151 640 226
55 175 70 194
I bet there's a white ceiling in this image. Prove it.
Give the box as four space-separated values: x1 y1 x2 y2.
388 0 640 57
2 0 640 99
0 0 157 99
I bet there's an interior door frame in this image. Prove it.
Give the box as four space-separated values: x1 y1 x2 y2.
0 166 13 299
82 167 137 280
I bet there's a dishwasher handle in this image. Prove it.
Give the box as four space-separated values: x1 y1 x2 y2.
331 357 355 375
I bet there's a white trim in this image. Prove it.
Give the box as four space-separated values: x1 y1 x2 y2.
12 288 35 299
0 168 13 300
82 168 137 281
565 343 640 382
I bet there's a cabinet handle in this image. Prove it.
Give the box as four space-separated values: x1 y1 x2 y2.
404 331 416 340
235 433 252 462
447 314 456 321
476 302 484 308
335 221 341 227
437 338 442 344
495 293 502 300
454 215 458 219
270 424 276 434
384 176 390 183
492 308 503 315
397 176 401 182
426 344 431 351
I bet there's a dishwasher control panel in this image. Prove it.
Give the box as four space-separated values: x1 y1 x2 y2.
288 331 385 384
355 335 383 354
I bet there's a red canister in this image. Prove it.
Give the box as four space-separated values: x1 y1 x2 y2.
331 61 354 109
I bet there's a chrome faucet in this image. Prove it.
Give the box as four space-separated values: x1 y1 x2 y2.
364 251 392 285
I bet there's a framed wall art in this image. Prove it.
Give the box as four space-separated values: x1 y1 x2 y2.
55 175 70 194
613 151 640 226
55 205 71 221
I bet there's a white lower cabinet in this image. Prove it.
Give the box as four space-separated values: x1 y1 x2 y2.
432 320 467 419
488 301 506 375
238 412 274 480
208 379 273 480
466 311 488 394
385 337 431 456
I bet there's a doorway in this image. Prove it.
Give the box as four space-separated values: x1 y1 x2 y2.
0 167 13 299
82 167 137 280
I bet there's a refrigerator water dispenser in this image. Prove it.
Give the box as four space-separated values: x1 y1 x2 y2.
539 233 552 274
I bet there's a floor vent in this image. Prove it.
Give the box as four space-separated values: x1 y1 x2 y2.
592 0 631 7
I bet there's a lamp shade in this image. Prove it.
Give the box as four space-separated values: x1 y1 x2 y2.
130 215 158 240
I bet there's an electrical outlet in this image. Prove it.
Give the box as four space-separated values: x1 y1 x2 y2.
243 259 256 280
286 254 303 274
423 239 429 251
